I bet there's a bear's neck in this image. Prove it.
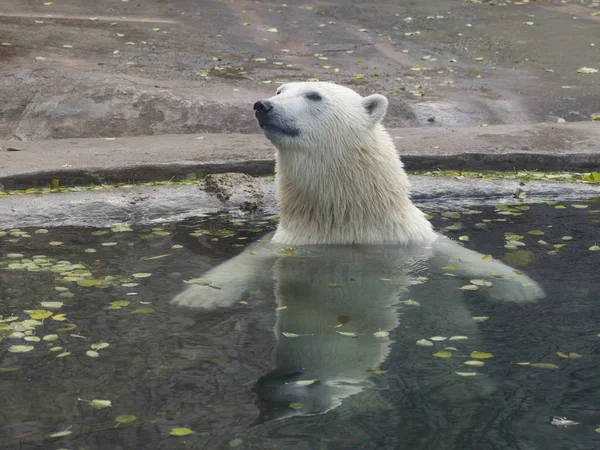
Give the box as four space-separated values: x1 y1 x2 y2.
272 126 436 246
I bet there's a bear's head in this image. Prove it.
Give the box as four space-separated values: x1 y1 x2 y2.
253 82 388 151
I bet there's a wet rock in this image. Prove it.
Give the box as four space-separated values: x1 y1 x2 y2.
204 173 264 208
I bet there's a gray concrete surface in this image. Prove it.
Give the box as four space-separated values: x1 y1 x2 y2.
2 175 599 230
1 0 600 141
1 122 600 189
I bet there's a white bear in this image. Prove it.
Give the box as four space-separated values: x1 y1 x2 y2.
172 82 545 422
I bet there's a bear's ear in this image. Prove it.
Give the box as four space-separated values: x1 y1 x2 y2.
361 94 388 124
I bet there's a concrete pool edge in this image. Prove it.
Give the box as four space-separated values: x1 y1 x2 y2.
1 122 600 190
1 176 599 230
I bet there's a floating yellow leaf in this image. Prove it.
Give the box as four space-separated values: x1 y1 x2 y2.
367 368 388 374
449 335 469 340
556 352 569 359
115 415 137 424
183 278 210 285
281 247 296 254
295 379 317 386
48 430 72 438
336 331 359 338
328 283 343 288
170 427 193 436
455 372 477 377
529 363 559 369
353 74 364 80
91 342 110 350
527 230 545 235
86 350 100 358
40 302 63 309
8 345 35 353
77 279 102 287
464 360 485 367
471 351 493 359
373 331 389 338
132 273 152 278
459 285 479 291
282 332 301 338
267 27 278 32
433 351 452 358
90 399 112 409
289 402 304 410
43 334 59 341
27 309 52 319
43 1 54 5
442 265 459 271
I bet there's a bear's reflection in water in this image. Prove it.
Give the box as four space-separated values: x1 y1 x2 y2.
173 236 543 427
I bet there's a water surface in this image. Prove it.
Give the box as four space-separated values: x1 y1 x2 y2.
1 200 599 450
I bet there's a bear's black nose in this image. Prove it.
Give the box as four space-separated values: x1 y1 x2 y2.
253 100 273 113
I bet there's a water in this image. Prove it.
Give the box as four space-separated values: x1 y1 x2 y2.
1 199 599 450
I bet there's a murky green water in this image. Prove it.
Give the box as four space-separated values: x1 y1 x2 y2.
1 199 599 450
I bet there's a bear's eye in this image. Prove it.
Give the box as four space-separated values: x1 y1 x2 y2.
305 92 322 101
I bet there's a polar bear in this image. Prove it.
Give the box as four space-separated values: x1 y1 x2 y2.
172 82 544 422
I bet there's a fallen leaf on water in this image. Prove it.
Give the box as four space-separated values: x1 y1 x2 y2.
8 345 34 353
373 331 389 338
433 351 452 358
115 415 137 424
471 351 493 359
449 335 469 340
577 67 598 74
416 339 433 347
470 279 493 287
464 360 484 367
183 277 210 285
402 298 421 306
295 379 317 386
459 285 479 291
267 27 278 33
90 399 112 409
336 331 359 338
48 430 72 438
455 372 477 377
170 427 193 436
282 332 301 338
